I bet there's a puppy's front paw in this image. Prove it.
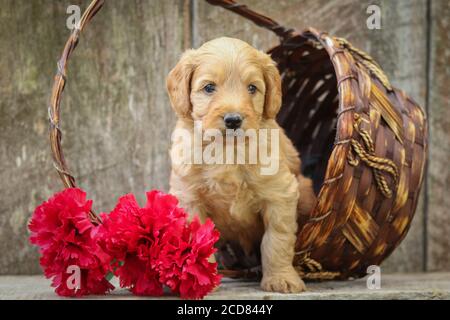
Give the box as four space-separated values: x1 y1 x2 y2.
261 271 306 293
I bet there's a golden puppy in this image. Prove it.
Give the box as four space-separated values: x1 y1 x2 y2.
166 37 315 293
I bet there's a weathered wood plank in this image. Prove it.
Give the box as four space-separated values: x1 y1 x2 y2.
427 0 450 271
1 274 450 299
0 0 185 274
193 0 428 272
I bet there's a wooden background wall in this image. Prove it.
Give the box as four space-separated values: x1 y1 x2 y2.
0 0 448 274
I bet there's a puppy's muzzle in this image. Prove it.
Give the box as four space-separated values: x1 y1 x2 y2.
223 113 243 129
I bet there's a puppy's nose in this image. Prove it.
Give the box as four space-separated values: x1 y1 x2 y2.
223 113 243 129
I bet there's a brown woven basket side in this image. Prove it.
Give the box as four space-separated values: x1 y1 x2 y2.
270 29 428 279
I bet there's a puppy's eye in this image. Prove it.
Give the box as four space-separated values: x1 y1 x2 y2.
248 84 257 94
203 83 216 94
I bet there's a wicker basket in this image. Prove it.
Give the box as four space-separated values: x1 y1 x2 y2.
49 0 428 280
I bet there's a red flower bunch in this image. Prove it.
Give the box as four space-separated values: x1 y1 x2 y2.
29 188 221 299
99 191 221 299
28 188 113 296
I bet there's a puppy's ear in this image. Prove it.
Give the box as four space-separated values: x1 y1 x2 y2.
166 50 196 118
262 59 282 119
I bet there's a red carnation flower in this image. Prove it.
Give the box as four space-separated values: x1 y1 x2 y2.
30 188 220 299
29 188 113 296
159 217 222 299
99 190 221 298
99 191 188 295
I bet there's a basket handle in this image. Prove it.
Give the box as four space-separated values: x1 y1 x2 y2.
49 0 105 224
205 0 294 40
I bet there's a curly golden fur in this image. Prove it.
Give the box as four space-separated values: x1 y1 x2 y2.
166 37 316 293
